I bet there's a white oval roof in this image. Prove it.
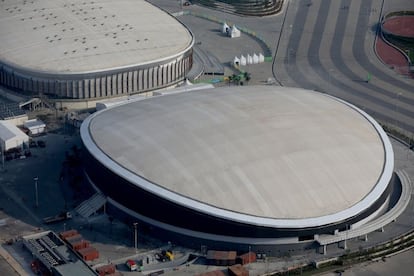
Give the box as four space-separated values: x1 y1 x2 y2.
82 86 393 227
0 0 193 74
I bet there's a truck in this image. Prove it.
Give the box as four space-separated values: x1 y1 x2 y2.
43 211 72 224
125 259 137 271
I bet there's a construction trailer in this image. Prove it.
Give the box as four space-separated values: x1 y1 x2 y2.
24 119 46 136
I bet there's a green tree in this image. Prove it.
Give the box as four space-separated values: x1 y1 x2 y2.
244 72 251 85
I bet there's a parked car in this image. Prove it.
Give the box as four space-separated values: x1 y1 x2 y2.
37 140 46 148
29 140 37 148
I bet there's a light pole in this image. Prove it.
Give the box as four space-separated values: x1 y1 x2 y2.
1 142 4 169
345 224 348 250
34 177 39 208
248 245 251 268
133 222 138 254
287 48 294 74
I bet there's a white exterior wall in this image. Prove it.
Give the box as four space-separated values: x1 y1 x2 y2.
0 121 29 151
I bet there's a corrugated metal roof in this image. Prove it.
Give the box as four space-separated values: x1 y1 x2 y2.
53 262 97 276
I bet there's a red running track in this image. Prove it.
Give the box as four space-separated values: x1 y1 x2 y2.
382 16 414 37
376 37 410 75
376 16 413 78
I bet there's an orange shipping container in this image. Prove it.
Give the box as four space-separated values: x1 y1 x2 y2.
78 247 99 261
228 264 249 276
236 252 256 265
64 234 83 243
96 264 116 275
70 240 90 250
195 270 226 276
59 229 79 240
206 250 237 266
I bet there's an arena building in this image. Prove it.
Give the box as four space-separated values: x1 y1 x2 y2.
0 0 193 104
80 86 398 250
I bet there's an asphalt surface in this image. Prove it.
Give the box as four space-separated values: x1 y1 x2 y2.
274 0 414 136
0 1 413 275
156 0 414 137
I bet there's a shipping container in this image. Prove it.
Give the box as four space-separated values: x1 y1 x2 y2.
195 270 226 276
206 250 237 266
236 252 256 265
64 234 83 243
59 229 79 240
96 264 116 275
78 246 99 261
69 239 90 251
228 264 249 276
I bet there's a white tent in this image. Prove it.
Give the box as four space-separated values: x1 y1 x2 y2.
0 120 29 151
253 53 259 64
24 119 46 136
258 53 265 63
247 54 253 65
230 25 241 38
240 55 247 66
233 56 241 67
222 22 230 34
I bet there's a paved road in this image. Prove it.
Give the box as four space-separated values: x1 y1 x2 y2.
322 248 414 276
154 0 414 137
274 0 414 136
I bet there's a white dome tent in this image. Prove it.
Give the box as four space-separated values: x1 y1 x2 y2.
247 54 253 65
222 22 230 34
240 55 247 66
253 53 259 64
230 25 241 38
233 56 241 67
259 53 265 63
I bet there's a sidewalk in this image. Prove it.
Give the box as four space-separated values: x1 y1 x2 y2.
0 245 27 276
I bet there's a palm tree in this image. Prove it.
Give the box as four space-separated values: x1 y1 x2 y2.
244 72 251 85
234 74 241 85
228 75 234 86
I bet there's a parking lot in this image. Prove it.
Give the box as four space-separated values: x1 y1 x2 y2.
0 126 204 275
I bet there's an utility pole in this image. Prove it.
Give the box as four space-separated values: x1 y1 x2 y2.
1 142 4 169
34 176 39 208
133 222 138 254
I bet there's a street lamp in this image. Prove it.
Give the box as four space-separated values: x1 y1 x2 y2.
133 222 138 254
1 142 4 169
34 177 39 208
248 245 252 269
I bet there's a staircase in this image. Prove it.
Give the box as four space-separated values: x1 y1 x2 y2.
75 193 107 218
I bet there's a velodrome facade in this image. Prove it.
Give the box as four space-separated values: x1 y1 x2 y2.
0 0 193 101
80 86 397 247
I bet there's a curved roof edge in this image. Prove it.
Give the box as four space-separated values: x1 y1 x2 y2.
80 90 394 229
0 37 194 78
